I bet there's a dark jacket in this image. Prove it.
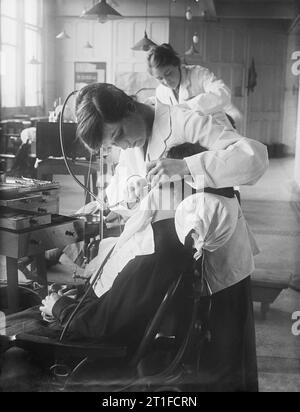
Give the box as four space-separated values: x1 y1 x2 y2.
52 219 190 352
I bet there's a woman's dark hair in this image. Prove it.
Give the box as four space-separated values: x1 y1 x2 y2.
76 83 135 152
167 142 207 160
147 43 181 71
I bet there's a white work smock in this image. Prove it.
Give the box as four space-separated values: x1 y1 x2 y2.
175 192 258 294
91 189 257 297
106 102 268 208
156 64 241 123
104 102 268 294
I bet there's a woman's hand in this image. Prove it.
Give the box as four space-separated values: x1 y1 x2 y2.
82 255 101 280
76 200 100 215
104 211 124 228
105 211 121 223
39 293 60 317
146 159 190 187
125 176 149 206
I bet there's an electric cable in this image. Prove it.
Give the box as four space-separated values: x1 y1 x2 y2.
58 91 128 344
84 153 93 207
115 251 213 392
59 90 104 208
48 93 119 388
63 357 89 390
59 94 130 211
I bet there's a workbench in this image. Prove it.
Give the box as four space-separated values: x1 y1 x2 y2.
0 178 85 314
251 268 292 320
37 158 99 204
0 215 84 314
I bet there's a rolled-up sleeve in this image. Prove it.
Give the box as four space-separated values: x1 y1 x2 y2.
179 110 269 189
186 67 231 115
185 137 269 189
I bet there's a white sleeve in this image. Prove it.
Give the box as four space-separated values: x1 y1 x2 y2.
185 138 269 189
186 67 231 114
180 111 269 190
175 193 239 259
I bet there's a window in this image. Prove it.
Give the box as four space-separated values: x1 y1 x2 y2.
0 0 43 109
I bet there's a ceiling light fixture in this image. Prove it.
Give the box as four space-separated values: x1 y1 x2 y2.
28 56 41 65
186 6 193 21
184 1 200 56
56 29 71 40
193 32 199 43
132 0 157 52
80 0 123 24
185 42 200 56
83 41 93 49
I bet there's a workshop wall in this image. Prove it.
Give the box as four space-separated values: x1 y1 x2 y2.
54 16 168 102
283 33 300 155
43 0 57 112
170 17 289 149
54 0 296 153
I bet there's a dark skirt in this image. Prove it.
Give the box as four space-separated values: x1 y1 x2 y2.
197 276 258 392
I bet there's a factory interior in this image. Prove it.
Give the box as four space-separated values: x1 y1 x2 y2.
0 0 300 393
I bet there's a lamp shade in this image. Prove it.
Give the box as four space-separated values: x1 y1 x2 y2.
193 32 199 44
185 42 200 56
80 0 123 23
56 30 71 40
28 56 41 65
132 31 157 52
186 7 193 21
84 41 93 49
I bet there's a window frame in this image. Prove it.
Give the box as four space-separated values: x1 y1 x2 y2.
0 0 44 117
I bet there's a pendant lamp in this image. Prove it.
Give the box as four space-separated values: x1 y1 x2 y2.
184 1 200 56
185 42 200 56
80 0 123 24
186 6 193 20
193 32 199 44
132 31 157 52
132 0 157 51
56 29 71 40
28 56 41 65
84 41 93 49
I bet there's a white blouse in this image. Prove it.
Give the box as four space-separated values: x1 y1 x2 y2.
90 103 268 296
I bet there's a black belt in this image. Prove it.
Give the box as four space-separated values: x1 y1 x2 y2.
179 182 237 200
190 186 236 199
203 187 236 199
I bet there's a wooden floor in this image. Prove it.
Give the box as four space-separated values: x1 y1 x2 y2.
243 199 300 286
241 157 300 392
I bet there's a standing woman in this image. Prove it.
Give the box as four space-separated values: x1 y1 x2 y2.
147 43 242 128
